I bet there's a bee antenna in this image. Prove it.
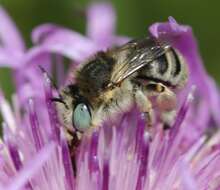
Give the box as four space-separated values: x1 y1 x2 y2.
38 65 59 90
38 66 67 106
51 97 69 109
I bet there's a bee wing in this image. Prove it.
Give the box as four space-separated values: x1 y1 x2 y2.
108 38 170 88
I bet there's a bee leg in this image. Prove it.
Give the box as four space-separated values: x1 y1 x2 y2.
161 110 176 130
155 84 177 129
135 90 153 130
67 130 81 177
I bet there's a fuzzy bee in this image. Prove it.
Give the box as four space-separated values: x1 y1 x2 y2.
55 37 188 140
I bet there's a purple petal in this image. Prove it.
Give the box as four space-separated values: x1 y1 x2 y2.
0 91 16 133
32 24 60 44
5 142 56 190
169 89 194 142
0 48 20 68
101 159 109 190
114 36 130 45
0 7 25 52
205 78 220 125
61 131 75 190
42 69 60 143
152 91 193 189
195 151 220 188
89 131 100 173
14 54 52 104
27 28 99 63
7 141 22 171
28 99 44 151
54 55 65 86
179 160 198 190
86 3 116 47
135 132 149 190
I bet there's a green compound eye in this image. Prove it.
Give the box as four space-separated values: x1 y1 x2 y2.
72 103 91 132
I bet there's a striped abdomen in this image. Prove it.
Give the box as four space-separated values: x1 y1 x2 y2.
137 47 188 88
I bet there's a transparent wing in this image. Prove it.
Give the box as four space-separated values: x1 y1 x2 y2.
107 37 170 89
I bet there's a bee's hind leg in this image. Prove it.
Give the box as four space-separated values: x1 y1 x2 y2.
144 82 177 130
149 83 177 130
134 90 154 133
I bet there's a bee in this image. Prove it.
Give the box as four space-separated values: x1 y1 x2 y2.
55 37 188 140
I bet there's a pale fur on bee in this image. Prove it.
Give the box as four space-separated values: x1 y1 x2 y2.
55 37 188 138
58 79 134 130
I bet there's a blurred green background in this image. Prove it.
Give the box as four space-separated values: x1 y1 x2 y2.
0 0 220 98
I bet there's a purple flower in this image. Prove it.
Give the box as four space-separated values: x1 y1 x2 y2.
0 2 220 190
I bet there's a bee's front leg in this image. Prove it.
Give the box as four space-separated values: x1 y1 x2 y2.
66 129 81 177
134 90 154 132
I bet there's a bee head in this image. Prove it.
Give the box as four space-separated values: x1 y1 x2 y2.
53 84 93 133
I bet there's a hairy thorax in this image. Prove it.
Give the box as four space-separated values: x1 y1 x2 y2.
90 80 134 126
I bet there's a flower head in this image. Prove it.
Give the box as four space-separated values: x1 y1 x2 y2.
0 3 220 190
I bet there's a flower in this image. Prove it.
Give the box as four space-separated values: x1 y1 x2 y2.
0 2 220 190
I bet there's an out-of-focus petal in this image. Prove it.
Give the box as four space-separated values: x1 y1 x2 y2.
114 36 130 45
28 27 100 63
13 54 51 105
31 24 60 44
0 7 25 52
0 48 19 68
0 91 16 133
205 78 220 125
86 2 116 47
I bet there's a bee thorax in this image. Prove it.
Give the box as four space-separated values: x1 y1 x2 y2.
92 80 134 125
76 52 115 100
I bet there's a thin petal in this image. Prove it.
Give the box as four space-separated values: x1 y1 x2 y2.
41 69 61 143
86 2 116 47
114 36 130 45
179 160 198 190
28 99 44 151
61 131 75 190
0 91 16 133
31 24 60 44
5 142 56 190
0 7 25 52
27 28 99 63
